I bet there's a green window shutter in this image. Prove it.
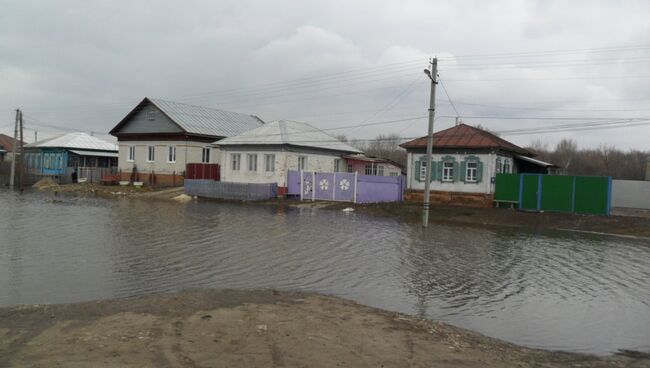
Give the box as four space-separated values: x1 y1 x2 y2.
460 161 467 182
452 162 460 182
477 161 484 182
414 159 421 182
437 161 444 182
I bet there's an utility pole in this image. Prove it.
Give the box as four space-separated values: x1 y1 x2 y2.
18 110 24 191
422 58 438 227
9 109 19 188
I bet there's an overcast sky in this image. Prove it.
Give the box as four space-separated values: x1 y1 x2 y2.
1 0 649 150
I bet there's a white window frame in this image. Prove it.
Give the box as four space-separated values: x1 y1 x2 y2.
389 172 399 177
298 155 307 170
378 165 385 176
347 164 353 173
503 159 511 173
147 145 155 162
127 145 135 162
167 145 176 163
419 160 427 181
466 162 478 183
201 147 211 163
247 153 257 171
442 162 454 182
264 154 275 172
231 153 241 171
334 158 342 172
497 159 503 174
146 109 156 121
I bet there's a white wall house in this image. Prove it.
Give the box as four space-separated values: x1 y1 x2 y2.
400 124 554 195
215 120 362 194
109 97 263 185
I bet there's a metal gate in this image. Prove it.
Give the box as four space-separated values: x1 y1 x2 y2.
299 171 357 202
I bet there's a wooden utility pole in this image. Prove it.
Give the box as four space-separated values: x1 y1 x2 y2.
422 58 438 227
9 109 19 188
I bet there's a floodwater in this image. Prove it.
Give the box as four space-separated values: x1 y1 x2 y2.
0 189 648 355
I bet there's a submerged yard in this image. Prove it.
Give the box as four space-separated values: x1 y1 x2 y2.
0 188 649 362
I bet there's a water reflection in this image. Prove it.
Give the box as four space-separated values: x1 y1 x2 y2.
0 189 648 355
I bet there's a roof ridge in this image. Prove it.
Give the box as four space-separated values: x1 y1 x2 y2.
148 97 258 118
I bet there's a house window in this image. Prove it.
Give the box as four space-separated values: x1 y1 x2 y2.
496 158 503 174
298 155 307 170
147 146 155 162
264 154 275 172
389 172 399 177
466 162 478 182
334 159 343 172
442 162 454 182
147 110 156 121
231 153 241 171
128 146 135 162
201 147 211 163
503 159 511 173
167 146 176 163
347 164 353 173
365 164 373 175
247 154 257 171
419 160 427 181
378 165 385 176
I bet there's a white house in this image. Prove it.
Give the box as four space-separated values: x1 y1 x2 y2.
109 97 264 186
214 120 362 195
400 123 555 200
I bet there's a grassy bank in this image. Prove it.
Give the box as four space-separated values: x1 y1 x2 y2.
0 289 643 368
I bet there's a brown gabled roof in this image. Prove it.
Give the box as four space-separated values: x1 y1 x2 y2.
0 133 23 152
399 123 531 156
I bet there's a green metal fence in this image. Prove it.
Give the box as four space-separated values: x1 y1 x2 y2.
495 173 612 215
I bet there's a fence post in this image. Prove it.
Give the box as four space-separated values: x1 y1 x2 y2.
353 172 358 203
333 172 336 201
537 174 542 211
312 171 315 201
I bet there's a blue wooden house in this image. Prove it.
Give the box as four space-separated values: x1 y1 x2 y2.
24 132 118 179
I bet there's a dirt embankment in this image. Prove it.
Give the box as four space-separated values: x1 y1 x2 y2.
0 289 644 368
32 181 185 200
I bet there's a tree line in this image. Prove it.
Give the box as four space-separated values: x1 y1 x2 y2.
527 138 649 180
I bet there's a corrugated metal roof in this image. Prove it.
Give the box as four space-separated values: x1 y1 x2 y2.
148 98 264 137
69 149 119 157
400 123 531 155
25 132 118 151
216 120 363 154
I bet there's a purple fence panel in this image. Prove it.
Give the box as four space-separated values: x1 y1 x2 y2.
301 171 315 200
356 174 405 203
287 170 301 195
314 172 335 200
334 172 356 202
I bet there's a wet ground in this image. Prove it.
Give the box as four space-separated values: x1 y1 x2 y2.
0 188 649 356
2 289 645 368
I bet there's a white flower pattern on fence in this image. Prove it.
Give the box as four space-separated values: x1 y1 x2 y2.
319 179 329 191
339 179 350 191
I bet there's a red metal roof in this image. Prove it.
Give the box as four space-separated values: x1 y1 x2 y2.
0 133 23 152
399 124 531 155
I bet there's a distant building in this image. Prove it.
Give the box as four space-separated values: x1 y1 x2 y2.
109 97 264 186
215 120 362 195
399 124 556 205
24 132 117 178
343 154 404 177
0 133 23 162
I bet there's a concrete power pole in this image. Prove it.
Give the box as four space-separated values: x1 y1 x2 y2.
422 58 438 227
9 109 19 188
18 110 24 191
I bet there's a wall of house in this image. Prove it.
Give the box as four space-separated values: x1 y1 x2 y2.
346 160 402 177
117 140 219 176
219 147 343 188
118 102 183 134
406 152 516 194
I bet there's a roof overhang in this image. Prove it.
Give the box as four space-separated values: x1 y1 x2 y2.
515 154 557 168
69 149 118 158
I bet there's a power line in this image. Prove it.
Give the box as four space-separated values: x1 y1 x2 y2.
437 75 461 119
